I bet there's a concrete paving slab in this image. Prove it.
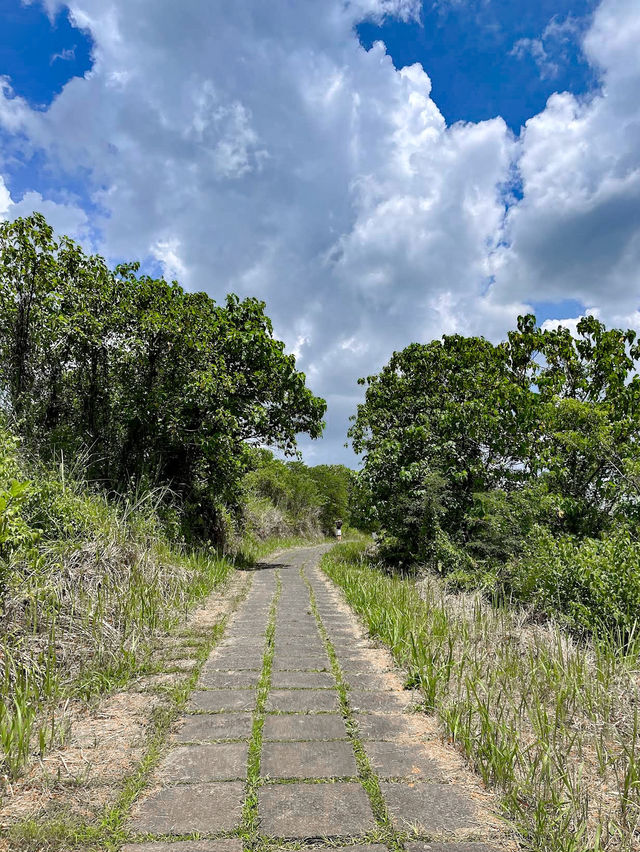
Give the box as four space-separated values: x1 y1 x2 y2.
273 660 331 672
263 713 348 741
272 646 327 656
261 741 358 778
355 713 420 741
258 782 375 837
308 848 385 852
348 690 410 713
266 689 339 712
364 742 443 780
342 673 393 691
271 671 335 689
335 659 381 673
275 631 319 640
274 646 327 658
274 646 326 658
158 743 248 781
131 782 244 834
188 689 256 712
174 713 253 743
335 652 373 664
380 782 481 834
122 842 243 852
198 670 259 688
335 645 377 655
207 657 263 671
212 649 264 663
275 634 323 644
405 844 500 852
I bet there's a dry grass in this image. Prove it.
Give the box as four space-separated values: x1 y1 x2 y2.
415 573 640 844
0 570 248 834
0 530 235 787
323 543 640 852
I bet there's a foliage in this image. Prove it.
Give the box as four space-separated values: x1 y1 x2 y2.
349 333 534 564
0 214 326 542
510 526 640 637
465 481 559 562
242 449 353 537
306 463 352 531
350 314 640 562
350 314 640 636
510 314 640 532
0 416 236 780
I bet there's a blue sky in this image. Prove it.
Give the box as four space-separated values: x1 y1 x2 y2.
1 0 639 464
0 0 92 106
357 0 597 131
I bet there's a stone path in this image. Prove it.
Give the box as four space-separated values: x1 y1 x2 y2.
125 546 512 852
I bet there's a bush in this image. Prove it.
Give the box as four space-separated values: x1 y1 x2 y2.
510 526 640 637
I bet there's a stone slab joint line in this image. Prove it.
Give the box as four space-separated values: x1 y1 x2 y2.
241 569 282 850
300 561 405 852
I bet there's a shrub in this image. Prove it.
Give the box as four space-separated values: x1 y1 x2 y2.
510 526 640 637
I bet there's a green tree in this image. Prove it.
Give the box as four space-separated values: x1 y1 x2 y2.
307 464 352 532
0 214 326 542
349 335 533 562
509 315 640 532
351 314 640 567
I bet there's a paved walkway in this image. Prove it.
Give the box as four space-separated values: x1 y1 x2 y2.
125 546 508 852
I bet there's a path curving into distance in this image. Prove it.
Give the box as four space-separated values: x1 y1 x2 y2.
124 545 512 852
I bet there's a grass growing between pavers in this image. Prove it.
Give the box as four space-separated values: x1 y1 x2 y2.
322 543 640 852
301 567 402 852
5 582 248 852
240 571 282 848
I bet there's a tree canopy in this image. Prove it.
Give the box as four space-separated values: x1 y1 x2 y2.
350 315 640 564
0 214 326 540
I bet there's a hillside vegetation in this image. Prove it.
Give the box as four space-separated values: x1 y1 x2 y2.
351 315 640 638
0 214 353 782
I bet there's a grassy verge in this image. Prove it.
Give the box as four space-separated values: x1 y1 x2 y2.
6 606 237 852
302 566 399 850
0 497 326 785
322 542 640 852
0 537 233 781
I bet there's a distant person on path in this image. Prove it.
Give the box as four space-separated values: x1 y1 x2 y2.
335 518 343 541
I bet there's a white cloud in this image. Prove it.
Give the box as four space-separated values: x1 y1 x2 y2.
493 0 640 327
1 0 639 463
540 308 600 336
51 46 76 64
0 176 90 240
511 14 585 80
0 176 11 218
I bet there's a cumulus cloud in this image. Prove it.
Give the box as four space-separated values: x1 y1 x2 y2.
493 0 640 329
0 176 11 218
1 0 639 462
0 175 89 240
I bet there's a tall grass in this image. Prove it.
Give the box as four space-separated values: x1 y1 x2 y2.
0 473 233 782
323 542 640 852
